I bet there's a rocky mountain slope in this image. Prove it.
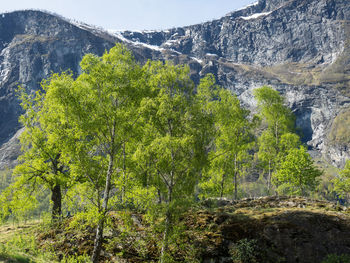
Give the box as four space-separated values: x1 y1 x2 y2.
117 0 350 167
1 0 350 169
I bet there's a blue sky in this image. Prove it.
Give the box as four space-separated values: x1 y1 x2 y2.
0 0 256 30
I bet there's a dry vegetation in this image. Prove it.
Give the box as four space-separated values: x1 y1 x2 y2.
328 108 350 146
7 196 346 263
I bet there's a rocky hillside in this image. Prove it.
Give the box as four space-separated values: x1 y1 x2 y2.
36 196 350 262
1 0 350 169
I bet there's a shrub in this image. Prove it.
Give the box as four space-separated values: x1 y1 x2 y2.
322 253 350 263
230 238 260 263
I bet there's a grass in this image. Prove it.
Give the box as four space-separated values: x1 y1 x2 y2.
0 220 55 263
0 255 31 263
328 108 350 146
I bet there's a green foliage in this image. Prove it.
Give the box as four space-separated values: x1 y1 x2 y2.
273 146 322 195
134 61 212 262
257 130 277 178
0 84 71 221
62 254 92 263
0 223 55 263
333 160 350 199
322 253 350 263
40 44 147 261
43 44 144 205
278 132 301 158
253 86 294 139
0 169 12 192
199 81 254 200
230 239 260 263
328 109 350 146
254 86 304 193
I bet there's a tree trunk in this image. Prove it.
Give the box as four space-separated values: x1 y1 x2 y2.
51 184 62 221
160 179 173 263
51 154 62 221
234 155 238 200
122 142 126 202
220 174 225 198
160 209 171 263
157 188 162 204
268 159 271 192
275 122 279 145
92 153 114 263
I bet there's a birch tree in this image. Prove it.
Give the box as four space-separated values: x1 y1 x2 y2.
134 61 210 262
43 44 144 262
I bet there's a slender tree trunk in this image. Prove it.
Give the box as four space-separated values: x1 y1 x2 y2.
51 154 62 221
268 159 271 192
160 168 173 263
160 208 172 263
157 188 162 204
160 137 175 263
220 174 225 198
194 170 202 202
275 122 279 145
51 184 62 221
92 153 114 263
234 155 238 200
122 142 126 202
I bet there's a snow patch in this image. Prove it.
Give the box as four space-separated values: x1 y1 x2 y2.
0 46 12 84
0 68 10 83
163 39 180 46
170 49 182 55
136 42 164 52
240 11 272 20
142 30 160 33
109 30 164 52
206 53 218 57
191 57 203 64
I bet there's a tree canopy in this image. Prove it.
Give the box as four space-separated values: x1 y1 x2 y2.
273 146 322 195
0 44 329 262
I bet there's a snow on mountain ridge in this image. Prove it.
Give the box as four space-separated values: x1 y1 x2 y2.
240 11 272 20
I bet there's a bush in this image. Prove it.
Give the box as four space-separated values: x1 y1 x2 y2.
322 254 350 263
230 238 260 263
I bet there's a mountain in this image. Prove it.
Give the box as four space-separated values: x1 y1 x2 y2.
0 0 350 169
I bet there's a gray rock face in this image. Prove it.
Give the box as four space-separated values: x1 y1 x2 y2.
0 128 23 169
121 0 348 66
117 0 350 167
0 10 116 145
0 0 350 169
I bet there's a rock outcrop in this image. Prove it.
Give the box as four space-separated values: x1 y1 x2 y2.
37 196 350 262
1 0 350 169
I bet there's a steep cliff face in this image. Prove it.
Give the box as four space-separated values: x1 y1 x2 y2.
116 0 350 167
0 0 350 169
0 10 118 146
120 0 348 66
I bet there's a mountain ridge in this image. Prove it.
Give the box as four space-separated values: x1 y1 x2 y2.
0 0 350 169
